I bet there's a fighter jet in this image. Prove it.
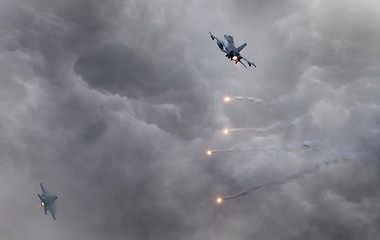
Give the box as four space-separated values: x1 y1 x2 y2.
38 182 58 220
209 32 256 68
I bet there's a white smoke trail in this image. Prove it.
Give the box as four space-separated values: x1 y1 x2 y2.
207 148 235 155
224 128 267 135
224 96 264 104
207 141 316 156
222 155 349 200
223 119 299 136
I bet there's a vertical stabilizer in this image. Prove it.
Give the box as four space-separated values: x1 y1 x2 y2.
237 43 247 52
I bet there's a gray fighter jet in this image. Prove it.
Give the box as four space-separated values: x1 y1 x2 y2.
38 182 58 220
209 32 256 68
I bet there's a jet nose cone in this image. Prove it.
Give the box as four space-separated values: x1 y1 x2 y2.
224 34 233 40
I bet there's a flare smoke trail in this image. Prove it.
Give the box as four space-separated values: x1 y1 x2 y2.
223 119 299 136
222 156 349 201
207 141 316 156
224 96 264 104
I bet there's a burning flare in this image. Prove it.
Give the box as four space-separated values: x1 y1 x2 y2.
207 150 213 156
223 96 264 104
216 197 223 205
223 129 229 135
232 56 238 63
41 202 44 206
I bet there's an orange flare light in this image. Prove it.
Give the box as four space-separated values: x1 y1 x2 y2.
207 150 213 156
232 56 238 62
216 197 223 204
224 96 231 102
41 202 45 206
223 129 229 134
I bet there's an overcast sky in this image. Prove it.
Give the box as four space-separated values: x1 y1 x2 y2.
1 0 380 239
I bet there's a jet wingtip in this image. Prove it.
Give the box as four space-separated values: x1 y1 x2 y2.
209 32 214 40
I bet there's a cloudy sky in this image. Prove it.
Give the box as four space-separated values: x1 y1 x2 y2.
1 0 380 239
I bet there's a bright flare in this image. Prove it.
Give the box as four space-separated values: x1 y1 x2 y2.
216 197 223 204
207 150 213 156
223 129 229 134
232 56 238 62
224 96 231 102
41 202 44 206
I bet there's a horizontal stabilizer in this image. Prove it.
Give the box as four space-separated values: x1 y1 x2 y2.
242 57 256 68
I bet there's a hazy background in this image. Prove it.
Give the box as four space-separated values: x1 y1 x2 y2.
1 0 379 239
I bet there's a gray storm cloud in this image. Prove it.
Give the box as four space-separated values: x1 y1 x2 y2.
0 0 379 240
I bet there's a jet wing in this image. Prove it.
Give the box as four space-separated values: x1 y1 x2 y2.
209 32 227 53
48 203 57 220
40 182 48 195
239 60 247 68
242 57 256 68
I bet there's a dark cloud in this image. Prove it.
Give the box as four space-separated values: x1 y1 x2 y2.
1 0 379 239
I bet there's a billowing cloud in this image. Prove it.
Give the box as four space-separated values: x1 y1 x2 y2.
0 0 379 239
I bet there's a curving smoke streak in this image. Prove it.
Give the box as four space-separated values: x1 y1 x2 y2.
224 128 268 135
224 119 299 136
268 141 318 152
222 155 349 200
208 141 316 156
224 96 264 104
207 148 237 155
